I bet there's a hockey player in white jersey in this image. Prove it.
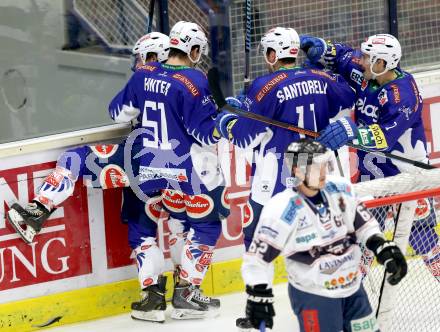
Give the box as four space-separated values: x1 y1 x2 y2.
240 138 407 331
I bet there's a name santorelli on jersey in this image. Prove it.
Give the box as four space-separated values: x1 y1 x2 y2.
276 79 328 103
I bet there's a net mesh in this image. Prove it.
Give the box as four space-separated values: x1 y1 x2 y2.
354 170 440 332
73 0 151 49
73 0 211 71
398 0 440 70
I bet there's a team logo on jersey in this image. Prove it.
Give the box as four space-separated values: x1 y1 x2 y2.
297 216 312 231
184 194 214 219
195 264 204 272
390 84 400 103
144 196 164 222
100 164 129 189
361 79 368 91
162 190 185 213
398 106 412 120
256 72 288 102
172 73 199 96
90 144 119 158
378 89 388 106
414 198 431 221
281 197 303 225
202 95 212 106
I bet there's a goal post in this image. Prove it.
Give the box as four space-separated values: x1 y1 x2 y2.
354 169 440 331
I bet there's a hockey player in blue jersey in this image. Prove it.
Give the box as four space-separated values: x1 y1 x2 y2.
215 27 355 249
301 34 427 178
109 21 229 319
6 32 190 323
300 34 440 281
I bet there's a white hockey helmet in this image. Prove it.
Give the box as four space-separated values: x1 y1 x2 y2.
361 34 401 76
260 27 300 66
132 32 170 64
169 21 208 64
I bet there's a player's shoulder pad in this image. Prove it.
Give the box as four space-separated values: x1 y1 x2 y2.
269 189 305 226
249 71 290 102
324 175 353 196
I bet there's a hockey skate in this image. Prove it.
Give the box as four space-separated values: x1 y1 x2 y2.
131 276 167 323
7 201 53 244
171 283 220 320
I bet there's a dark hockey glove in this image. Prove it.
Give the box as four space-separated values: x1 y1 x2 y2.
367 235 408 285
245 284 275 329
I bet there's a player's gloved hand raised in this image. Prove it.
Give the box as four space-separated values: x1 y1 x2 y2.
300 35 327 63
245 284 275 329
376 241 408 285
317 117 358 150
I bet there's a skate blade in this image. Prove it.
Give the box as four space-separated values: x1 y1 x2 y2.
171 307 220 320
7 209 35 244
131 309 165 323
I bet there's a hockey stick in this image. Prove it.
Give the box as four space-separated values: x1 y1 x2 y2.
207 67 434 170
244 0 252 91
147 0 156 33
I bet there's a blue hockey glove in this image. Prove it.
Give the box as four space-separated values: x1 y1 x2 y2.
225 96 243 109
317 117 358 150
215 110 238 139
300 35 327 63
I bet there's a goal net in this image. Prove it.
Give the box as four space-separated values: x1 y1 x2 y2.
353 169 440 332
